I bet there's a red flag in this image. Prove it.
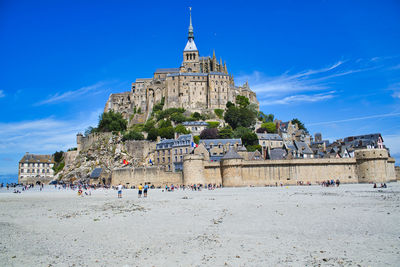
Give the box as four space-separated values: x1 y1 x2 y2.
123 159 129 165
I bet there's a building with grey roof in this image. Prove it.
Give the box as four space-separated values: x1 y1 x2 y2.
18 152 55 184
104 8 258 122
155 134 194 171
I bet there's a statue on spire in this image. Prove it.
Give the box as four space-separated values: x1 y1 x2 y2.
188 7 194 40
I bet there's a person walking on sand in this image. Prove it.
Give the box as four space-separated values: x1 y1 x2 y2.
138 184 143 198
117 183 123 198
143 184 149 198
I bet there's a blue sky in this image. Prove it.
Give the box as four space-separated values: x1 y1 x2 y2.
1 0 400 175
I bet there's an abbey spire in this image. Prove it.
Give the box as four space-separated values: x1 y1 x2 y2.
184 7 197 52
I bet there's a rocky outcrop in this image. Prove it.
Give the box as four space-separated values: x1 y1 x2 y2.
56 133 156 183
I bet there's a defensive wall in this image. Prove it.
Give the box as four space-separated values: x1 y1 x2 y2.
394 166 400 181
111 149 396 187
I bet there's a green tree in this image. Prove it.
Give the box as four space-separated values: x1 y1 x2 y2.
218 126 233 139
97 111 127 132
122 130 144 141
241 132 259 150
53 151 64 163
233 126 253 139
175 124 190 134
193 135 200 144
214 109 224 119
291 118 308 133
170 112 187 124
158 126 174 139
191 112 202 120
224 96 256 130
147 128 158 141
236 95 250 108
158 119 172 128
143 120 156 132
261 122 277 133
200 128 218 139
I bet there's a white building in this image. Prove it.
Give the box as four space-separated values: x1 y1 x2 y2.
18 153 55 184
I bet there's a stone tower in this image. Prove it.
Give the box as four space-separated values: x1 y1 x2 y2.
355 149 394 183
181 7 200 73
220 149 244 187
183 154 205 185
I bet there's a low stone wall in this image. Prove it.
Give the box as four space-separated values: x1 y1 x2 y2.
112 167 183 187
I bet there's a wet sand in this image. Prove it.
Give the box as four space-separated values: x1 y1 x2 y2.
1 183 399 266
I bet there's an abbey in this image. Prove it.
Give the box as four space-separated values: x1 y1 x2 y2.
104 9 259 121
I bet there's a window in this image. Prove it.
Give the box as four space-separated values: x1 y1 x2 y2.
175 156 177 162
21 169 24 173
180 149 182 154
157 158 160 163
42 169 45 173
47 169 49 173
175 149 177 155
185 148 188 153
168 157 170 163
162 157 165 163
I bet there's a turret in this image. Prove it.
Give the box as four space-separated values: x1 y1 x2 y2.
355 149 393 183
220 149 244 186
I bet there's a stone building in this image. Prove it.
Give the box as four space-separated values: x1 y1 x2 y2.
18 153 55 184
257 133 283 158
155 134 194 171
199 138 242 161
104 8 258 121
182 121 208 135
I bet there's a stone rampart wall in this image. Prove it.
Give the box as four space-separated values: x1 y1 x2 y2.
395 166 400 181
237 158 358 186
112 167 183 186
111 149 396 187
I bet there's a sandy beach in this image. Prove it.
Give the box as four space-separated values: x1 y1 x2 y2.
1 183 399 266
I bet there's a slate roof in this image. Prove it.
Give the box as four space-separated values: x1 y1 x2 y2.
294 141 313 154
156 135 193 149
167 73 208 77
154 68 180 73
199 139 242 149
182 121 208 126
257 133 282 141
343 133 382 143
19 153 54 163
90 168 102 179
269 148 287 160
221 148 243 160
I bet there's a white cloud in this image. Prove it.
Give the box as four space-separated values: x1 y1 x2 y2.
0 90 5 98
237 59 383 106
383 134 400 156
0 109 102 154
260 91 336 106
307 112 400 126
34 81 108 106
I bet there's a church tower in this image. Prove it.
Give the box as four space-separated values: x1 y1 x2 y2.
182 7 200 73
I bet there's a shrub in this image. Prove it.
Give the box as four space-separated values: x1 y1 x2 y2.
214 109 224 119
207 121 220 128
200 128 218 139
123 131 144 141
